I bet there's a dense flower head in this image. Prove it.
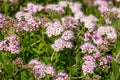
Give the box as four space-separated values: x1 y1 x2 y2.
69 2 82 13
28 59 70 79
32 64 46 78
80 15 98 30
45 65 56 76
61 30 74 41
15 12 39 31
0 13 5 23
51 38 74 51
94 0 108 6
25 2 44 14
83 55 96 62
28 59 41 67
58 1 69 7
0 13 5 28
64 41 73 49
28 59 47 78
99 6 109 13
12 57 23 66
4 35 20 54
59 1 84 20
55 72 70 80
111 7 120 18
99 55 112 66
97 26 117 42
15 11 26 20
45 20 64 37
0 16 34 32
45 4 65 14
82 58 96 75
80 15 98 23
62 16 79 29
94 0 112 13
0 40 7 50
81 42 100 58
74 11 84 20
84 30 103 45
0 35 20 54
51 38 66 52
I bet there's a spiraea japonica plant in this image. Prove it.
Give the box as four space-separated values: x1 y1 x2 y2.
0 0 120 80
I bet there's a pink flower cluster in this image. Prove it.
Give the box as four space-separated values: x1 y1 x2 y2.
81 43 100 75
0 13 5 23
81 49 112 75
15 12 39 31
94 0 120 24
55 72 70 80
51 38 73 52
58 1 84 20
28 59 47 78
51 29 75 52
0 13 5 28
28 59 69 79
45 4 65 14
99 55 112 66
15 2 44 31
80 15 98 30
44 17 78 52
81 42 100 58
81 26 116 74
84 26 117 46
98 26 117 42
62 16 79 29
84 30 103 45
61 30 74 41
45 20 64 37
24 2 44 14
0 35 20 54
94 0 111 13
82 55 96 75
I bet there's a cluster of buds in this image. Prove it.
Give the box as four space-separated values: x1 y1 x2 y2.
27 59 69 79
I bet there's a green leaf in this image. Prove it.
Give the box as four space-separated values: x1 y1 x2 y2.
21 71 27 80
75 53 81 64
112 60 120 80
32 48 40 54
110 72 116 80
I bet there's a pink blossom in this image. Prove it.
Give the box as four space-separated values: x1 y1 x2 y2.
81 42 100 58
65 41 73 49
82 59 96 75
62 16 79 29
25 2 44 14
0 13 5 23
51 38 66 51
45 20 64 37
99 55 112 66
84 30 103 45
98 26 117 42
55 72 70 80
61 30 74 41
45 65 56 76
45 4 65 14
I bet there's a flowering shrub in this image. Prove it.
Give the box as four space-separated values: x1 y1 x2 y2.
0 0 120 80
